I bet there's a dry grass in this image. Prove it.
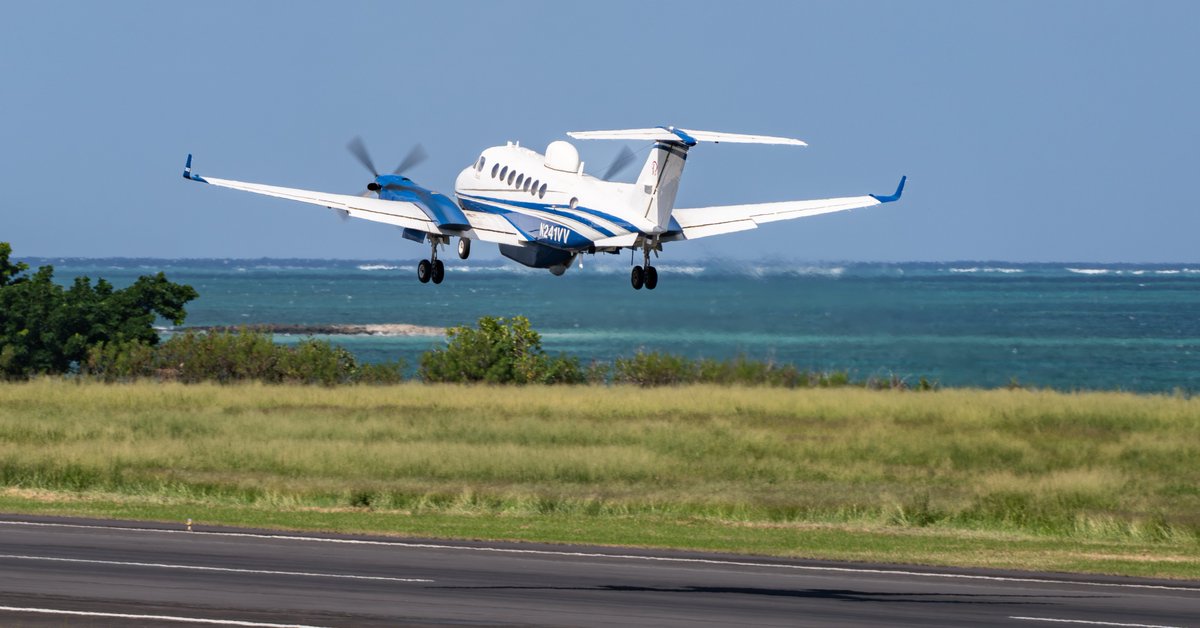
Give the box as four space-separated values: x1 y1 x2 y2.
1 380 1198 542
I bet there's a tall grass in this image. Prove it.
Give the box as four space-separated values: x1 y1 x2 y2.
1 381 1197 542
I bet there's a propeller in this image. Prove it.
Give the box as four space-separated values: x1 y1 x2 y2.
602 145 637 181
392 143 428 176
347 136 380 177
347 136 429 194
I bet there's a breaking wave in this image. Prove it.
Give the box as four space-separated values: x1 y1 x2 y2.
949 267 1024 274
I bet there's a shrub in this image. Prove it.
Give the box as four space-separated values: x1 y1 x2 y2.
419 316 583 384
84 328 404 386
612 351 697 386
83 340 158 381
157 329 282 383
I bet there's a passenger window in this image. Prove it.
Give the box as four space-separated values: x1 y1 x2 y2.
500 166 508 181
507 171 515 185
539 183 547 199
523 178 532 192
516 174 524 188
569 197 578 209
491 164 499 178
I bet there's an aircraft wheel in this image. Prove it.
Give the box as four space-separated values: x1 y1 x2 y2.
417 259 432 284
431 259 445 284
457 238 471 260
644 265 658 290
630 265 644 290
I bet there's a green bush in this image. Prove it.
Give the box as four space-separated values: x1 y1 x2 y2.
612 351 697 386
419 316 584 384
83 328 404 386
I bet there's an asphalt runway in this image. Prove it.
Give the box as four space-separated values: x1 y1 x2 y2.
0 515 1196 627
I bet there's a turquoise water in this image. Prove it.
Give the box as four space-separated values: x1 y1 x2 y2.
28 257 1200 392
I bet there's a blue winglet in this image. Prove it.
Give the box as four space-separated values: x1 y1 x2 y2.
182 154 207 183
870 175 906 203
657 125 698 147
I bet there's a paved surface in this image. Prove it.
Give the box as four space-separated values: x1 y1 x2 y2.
0 514 1196 627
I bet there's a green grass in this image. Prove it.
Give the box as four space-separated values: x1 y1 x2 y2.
1 380 1198 579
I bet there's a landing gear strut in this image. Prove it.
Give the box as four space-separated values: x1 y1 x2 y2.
630 241 659 290
417 238 446 284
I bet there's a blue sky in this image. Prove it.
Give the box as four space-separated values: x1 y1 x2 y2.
1 1 1196 262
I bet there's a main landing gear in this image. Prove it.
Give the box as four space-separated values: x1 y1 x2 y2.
630 243 659 290
417 237 446 284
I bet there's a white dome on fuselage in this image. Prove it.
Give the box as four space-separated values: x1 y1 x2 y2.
544 140 580 173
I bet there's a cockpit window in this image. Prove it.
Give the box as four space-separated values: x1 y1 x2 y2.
477 156 486 171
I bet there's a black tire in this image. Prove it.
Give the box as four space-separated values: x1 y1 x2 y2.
644 265 658 290
417 259 431 283
457 238 471 260
630 265 644 290
431 259 445 284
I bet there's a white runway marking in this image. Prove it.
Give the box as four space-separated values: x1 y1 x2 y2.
0 606 328 627
1 519 1197 593
1011 616 1182 628
0 553 432 583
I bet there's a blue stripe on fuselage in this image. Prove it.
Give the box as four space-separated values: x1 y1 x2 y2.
459 197 594 249
459 193 643 236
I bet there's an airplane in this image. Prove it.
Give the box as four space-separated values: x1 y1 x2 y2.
183 126 904 290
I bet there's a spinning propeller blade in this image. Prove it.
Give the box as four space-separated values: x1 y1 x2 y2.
602 145 637 181
392 143 428 175
346 136 379 177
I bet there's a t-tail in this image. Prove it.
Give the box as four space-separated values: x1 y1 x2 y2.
567 125 806 234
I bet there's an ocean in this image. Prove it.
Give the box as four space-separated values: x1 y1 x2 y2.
26 257 1200 393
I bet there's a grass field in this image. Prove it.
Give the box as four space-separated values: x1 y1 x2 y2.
1 380 1198 579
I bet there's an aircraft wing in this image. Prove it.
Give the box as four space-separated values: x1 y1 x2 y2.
182 156 525 245
670 177 906 240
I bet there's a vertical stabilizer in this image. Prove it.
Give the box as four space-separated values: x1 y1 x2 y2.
635 141 690 233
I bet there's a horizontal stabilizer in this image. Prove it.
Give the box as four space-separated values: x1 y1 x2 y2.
568 126 806 147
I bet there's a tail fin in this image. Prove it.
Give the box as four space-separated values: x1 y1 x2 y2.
634 141 689 233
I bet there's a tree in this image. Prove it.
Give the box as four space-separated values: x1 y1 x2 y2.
0 242 27 287
0 242 198 378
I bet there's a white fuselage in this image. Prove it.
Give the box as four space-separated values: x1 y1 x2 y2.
454 141 660 254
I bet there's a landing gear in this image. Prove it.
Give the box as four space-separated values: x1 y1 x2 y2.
457 237 471 260
630 241 659 291
417 238 446 285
